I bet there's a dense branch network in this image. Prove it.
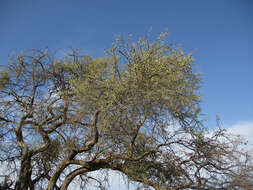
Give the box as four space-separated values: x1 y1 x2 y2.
0 33 252 190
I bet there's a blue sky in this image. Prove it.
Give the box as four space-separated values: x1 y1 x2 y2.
0 0 252 188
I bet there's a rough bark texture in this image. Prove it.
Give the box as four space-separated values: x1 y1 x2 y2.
15 153 32 190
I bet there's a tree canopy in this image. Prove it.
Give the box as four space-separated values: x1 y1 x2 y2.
0 32 252 190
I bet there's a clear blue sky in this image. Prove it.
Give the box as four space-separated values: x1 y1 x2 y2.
0 1 252 128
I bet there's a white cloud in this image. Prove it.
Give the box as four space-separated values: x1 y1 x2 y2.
105 121 253 190
227 121 253 146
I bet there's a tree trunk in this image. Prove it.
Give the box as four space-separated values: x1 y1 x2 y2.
14 153 32 190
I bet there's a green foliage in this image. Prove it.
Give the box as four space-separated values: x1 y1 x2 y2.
71 32 201 130
1 32 251 190
0 69 10 90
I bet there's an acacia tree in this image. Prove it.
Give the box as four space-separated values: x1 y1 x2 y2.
0 32 252 190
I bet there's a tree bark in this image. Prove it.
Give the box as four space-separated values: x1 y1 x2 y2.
47 152 76 190
60 168 88 190
14 153 32 190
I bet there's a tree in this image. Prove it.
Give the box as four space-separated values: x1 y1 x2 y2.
0 32 252 190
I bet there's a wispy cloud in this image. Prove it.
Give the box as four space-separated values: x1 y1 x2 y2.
227 121 253 148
